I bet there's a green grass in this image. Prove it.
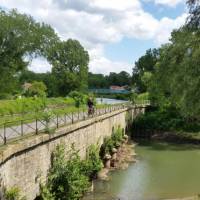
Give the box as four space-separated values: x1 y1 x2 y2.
0 101 123 128
0 97 75 116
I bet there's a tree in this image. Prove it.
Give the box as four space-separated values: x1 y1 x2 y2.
19 70 58 97
0 9 58 96
49 39 89 96
150 26 200 119
132 48 159 93
88 73 108 89
186 0 200 29
24 81 47 97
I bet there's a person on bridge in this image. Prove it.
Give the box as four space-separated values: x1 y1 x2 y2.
87 97 94 116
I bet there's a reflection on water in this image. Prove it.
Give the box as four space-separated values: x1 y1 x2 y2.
96 98 128 105
84 142 200 200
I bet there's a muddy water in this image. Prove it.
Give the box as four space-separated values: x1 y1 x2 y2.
84 142 200 200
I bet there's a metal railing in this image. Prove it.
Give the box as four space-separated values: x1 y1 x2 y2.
0 104 126 145
0 101 150 145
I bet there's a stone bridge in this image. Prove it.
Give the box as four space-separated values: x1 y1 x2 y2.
0 104 147 200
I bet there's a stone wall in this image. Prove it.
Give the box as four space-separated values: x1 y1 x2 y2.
0 107 142 200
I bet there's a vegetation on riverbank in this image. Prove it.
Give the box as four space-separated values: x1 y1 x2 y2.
38 144 102 200
131 0 200 140
36 127 126 200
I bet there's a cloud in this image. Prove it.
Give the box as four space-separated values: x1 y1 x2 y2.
155 13 187 45
154 0 184 7
0 0 186 74
28 57 52 73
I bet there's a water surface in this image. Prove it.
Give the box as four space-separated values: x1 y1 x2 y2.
84 142 200 200
96 98 128 105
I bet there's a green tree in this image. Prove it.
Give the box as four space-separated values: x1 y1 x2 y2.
186 0 200 29
49 39 89 96
0 9 58 97
132 48 159 93
24 81 47 97
19 70 58 97
150 26 200 119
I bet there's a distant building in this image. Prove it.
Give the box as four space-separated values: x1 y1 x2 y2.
110 85 126 90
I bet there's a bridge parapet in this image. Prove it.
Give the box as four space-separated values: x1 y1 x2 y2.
0 104 147 200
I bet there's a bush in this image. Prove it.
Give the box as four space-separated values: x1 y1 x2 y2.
83 144 103 179
43 145 89 200
68 91 87 108
100 127 124 157
41 143 103 200
132 106 200 133
5 187 26 200
111 127 124 146
23 81 47 98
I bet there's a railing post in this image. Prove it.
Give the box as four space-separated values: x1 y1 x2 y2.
36 118 38 134
21 120 24 136
64 114 67 125
78 109 80 121
83 109 85 120
56 115 59 128
3 123 6 145
72 112 74 124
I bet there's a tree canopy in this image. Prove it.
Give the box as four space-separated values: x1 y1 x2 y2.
132 48 159 93
0 10 90 98
49 39 89 96
0 9 58 96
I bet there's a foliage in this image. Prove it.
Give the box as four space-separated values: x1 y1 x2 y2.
132 48 159 93
0 9 58 96
50 39 89 96
132 106 200 133
136 92 149 103
41 144 103 200
132 0 200 122
100 137 114 156
68 91 87 108
149 27 200 120
19 71 58 97
43 145 89 200
83 144 103 179
88 71 131 89
24 81 47 97
100 127 124 156
0 97 76 117
42 108 55 134
5 187 26 200
111 127 124 147
186 0 200 29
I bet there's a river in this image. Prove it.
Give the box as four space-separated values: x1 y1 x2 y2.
84 142 200 200
96 98 128 105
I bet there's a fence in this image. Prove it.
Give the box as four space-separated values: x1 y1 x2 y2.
0 101 150 145
0 104 126 145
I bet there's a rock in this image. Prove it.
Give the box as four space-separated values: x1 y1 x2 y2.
104 153 111 160
97 168 109 180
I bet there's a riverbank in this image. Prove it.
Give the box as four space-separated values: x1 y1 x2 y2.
97 141 137 180
151 131 200 144
167 195 200 200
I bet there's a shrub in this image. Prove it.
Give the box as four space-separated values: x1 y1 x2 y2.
111 127 124 147
68 91 87 108
24 81 47 98
83 144 103 179
132 106 200 133
100 127 124 157
43 145 89 200
5 187 26 200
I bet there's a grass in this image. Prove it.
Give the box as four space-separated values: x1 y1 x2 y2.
0 102 124 128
